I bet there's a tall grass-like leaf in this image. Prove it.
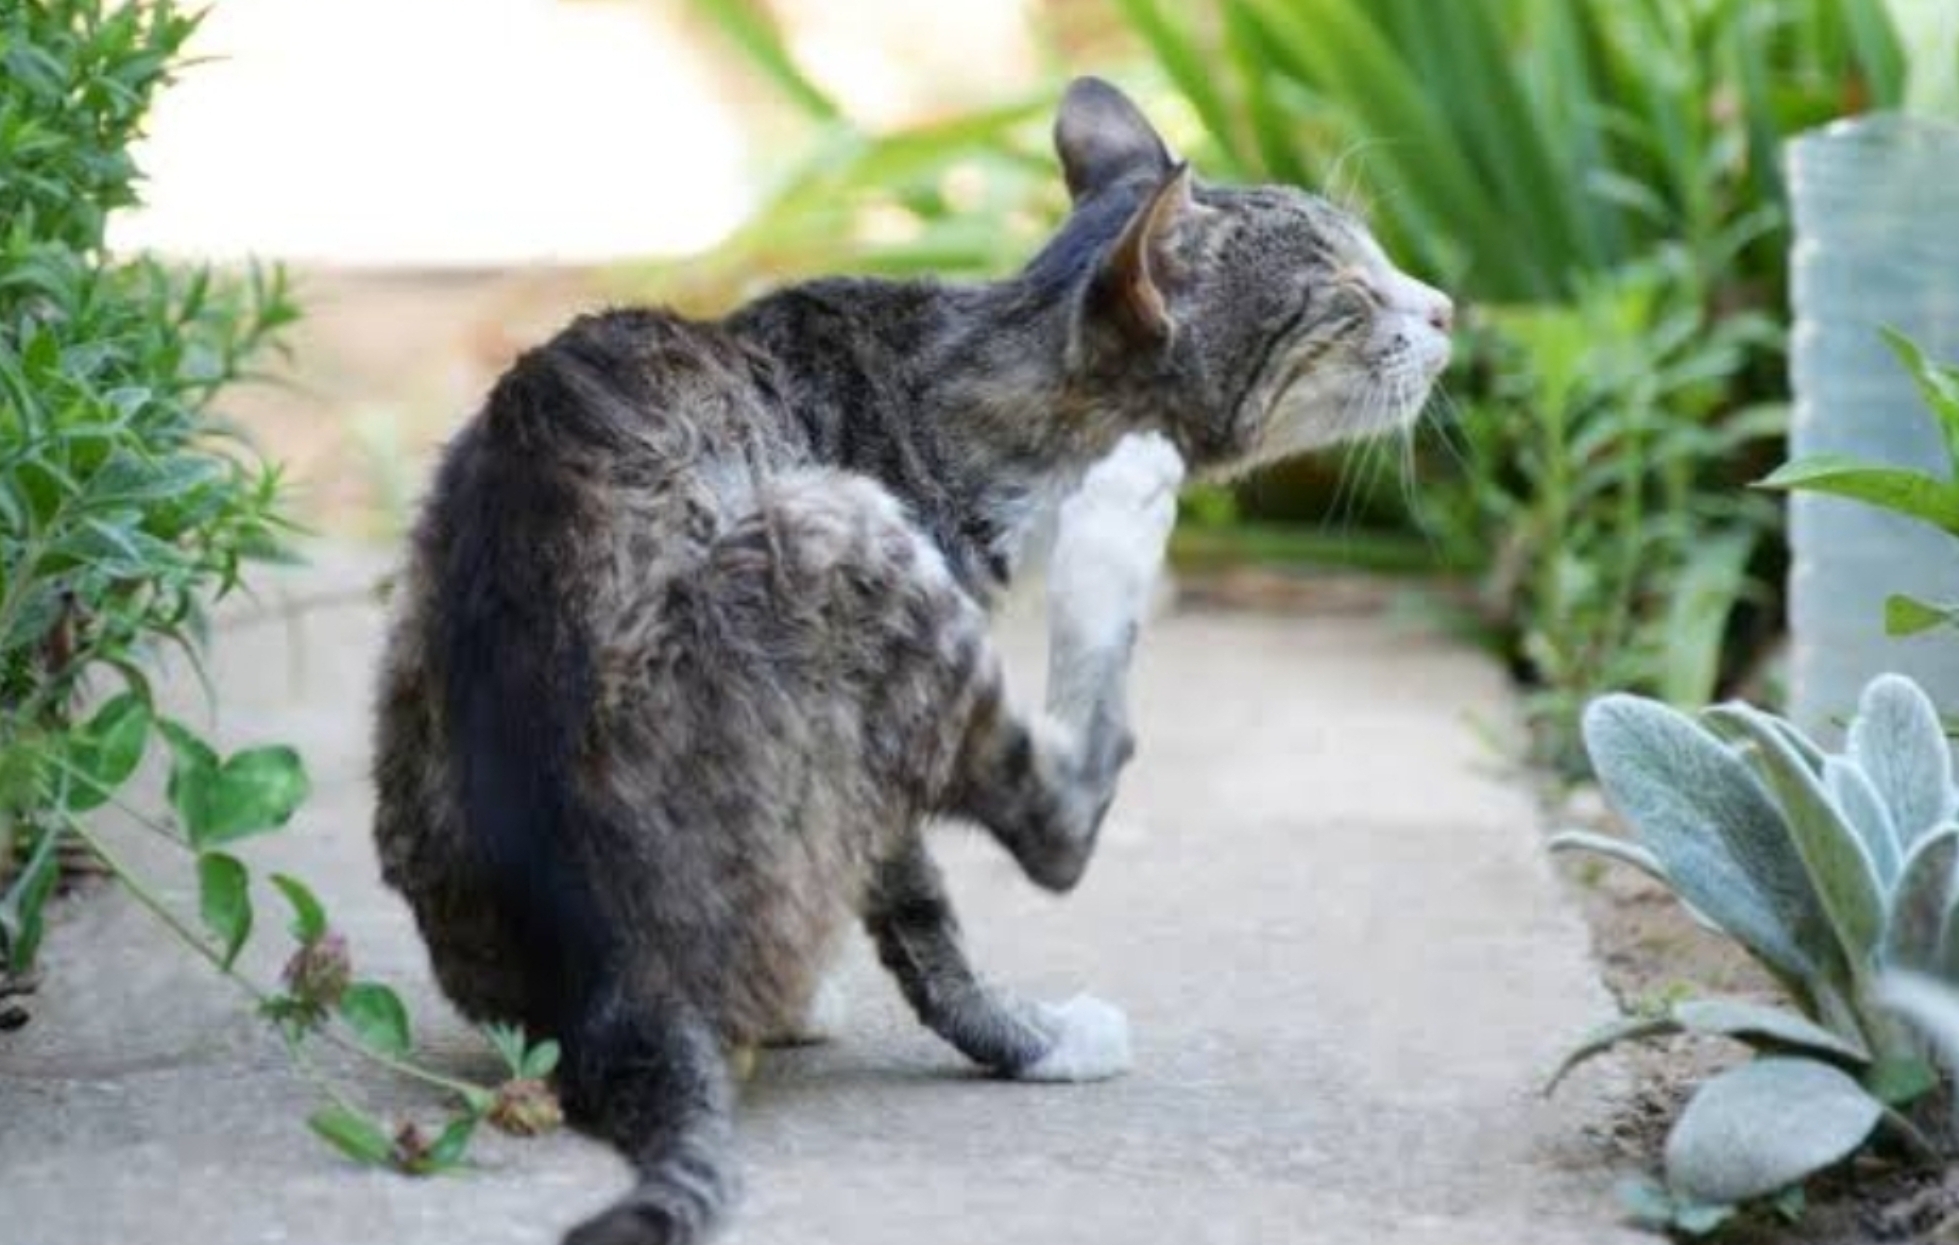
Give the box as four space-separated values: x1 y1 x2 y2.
1113 0 1244 171
1715 704 1887 967
1849 673 1957 848
689 0 841 122
1582 696 1836 984
1658 531 1756 707
1236 0 1523 292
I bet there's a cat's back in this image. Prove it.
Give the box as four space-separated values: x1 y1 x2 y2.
415 306 816 609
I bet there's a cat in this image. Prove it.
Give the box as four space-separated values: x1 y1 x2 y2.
371 76 1452 1245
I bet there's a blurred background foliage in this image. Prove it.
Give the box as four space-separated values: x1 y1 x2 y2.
654 0 1905 769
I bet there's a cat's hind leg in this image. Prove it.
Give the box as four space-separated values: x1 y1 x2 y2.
867 839 1131 1082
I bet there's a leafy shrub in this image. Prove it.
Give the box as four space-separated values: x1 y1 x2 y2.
0 2 569 1173
1550 674 1959 1232
0 0 302 984
1419 255 1785 770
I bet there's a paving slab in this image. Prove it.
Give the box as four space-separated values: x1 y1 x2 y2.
0 553 1640 1245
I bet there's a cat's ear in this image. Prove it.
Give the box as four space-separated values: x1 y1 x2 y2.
1054 77 1173 203
1083 161 1195 346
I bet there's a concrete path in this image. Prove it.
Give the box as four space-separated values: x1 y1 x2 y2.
0 553 1639 1245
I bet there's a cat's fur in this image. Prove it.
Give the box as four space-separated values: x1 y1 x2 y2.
372 78 1451 1245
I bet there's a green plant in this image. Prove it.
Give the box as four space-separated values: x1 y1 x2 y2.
0 0 560 1175
1116 0 1896 305
1549 673 1959 1230
679 0 1899 307
0 0 298 989
1420 255 1784 771
1759 330 1959 639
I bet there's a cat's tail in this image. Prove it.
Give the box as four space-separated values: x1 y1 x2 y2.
560 983 739 1245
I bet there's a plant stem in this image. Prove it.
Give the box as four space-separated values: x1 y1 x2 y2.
58 811 488 1106
314 1026 489 1107
58 813 264 997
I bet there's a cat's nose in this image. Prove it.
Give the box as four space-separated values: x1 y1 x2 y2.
1426 294 1455 334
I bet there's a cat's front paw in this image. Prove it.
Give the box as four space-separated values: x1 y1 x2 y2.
1017 994 1133 1083
1049 433 1185 653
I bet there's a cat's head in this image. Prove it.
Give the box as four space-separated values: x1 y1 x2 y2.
1036 78 1453 475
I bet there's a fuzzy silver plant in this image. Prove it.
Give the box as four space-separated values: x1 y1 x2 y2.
1550 672 1959 1228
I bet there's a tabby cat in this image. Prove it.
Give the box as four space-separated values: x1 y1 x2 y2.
372 77 1452 1245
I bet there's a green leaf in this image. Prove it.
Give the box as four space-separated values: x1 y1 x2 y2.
1546 829 1668 884
159 721 309 848
1545 1012 1677 1095
307 1104 393 1167
1824 757 1903 888
483 1021 526 1075
1848 674 1955 849
425 1114 477 1171
1671 998 1870 1065
1883 826 1959 971
1664 1057 1884 1204
1582 696 1837 986
269 873 327 943
1112 0 1242 169
1712 704 1887 967
339 982 411 1058
522 1039 561 1080
1 824 63 972
1879 972 1959 1069
196 851 252 970
1616 1176 1678 1230
1886 593 1959 637
1882 327 1959 478
1862 1054 1940 1108
63 693 151 812
1673 1202 1740 1236
691 0 842 121
1755 455 1959 537
1658 531 1756 707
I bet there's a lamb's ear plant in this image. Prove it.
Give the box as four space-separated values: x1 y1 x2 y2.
1550 672 1959 1232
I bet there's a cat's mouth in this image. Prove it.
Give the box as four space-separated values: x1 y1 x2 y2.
1215 323 1446 476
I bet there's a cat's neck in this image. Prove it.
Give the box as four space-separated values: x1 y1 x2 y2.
730 275 1128 593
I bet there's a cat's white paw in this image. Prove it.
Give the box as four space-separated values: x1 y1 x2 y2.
1049 433 1185 652
1018 994 1133 1083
